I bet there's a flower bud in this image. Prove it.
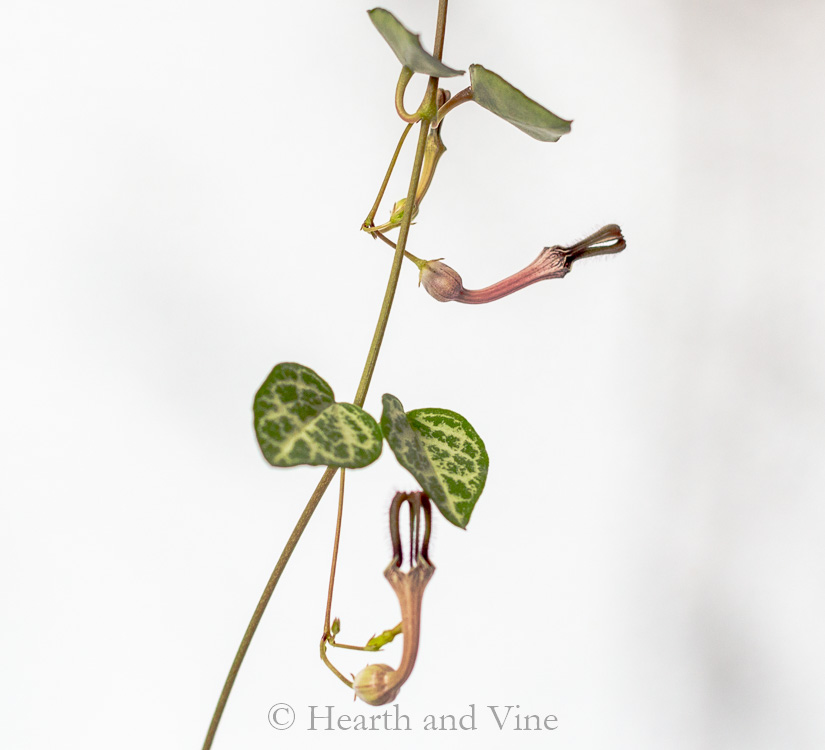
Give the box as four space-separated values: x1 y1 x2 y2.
419 260 465 302
353 663 402 706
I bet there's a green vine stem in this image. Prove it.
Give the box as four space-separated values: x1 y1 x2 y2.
319 635 354 688
435 85 472 124
201 2 451 747
321 472 393 653
373 228 427 269
201 465 338 750
362 121 414 231
352 117 434 408
394 66 421 123
323 469 347 639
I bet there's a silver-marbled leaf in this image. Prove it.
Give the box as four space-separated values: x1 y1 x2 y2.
254 363 382 469
381 393 488 528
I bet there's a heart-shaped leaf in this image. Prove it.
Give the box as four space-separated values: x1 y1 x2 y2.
381 394 488 529
254 363 382 469
368 8 464 78
469 64 572 142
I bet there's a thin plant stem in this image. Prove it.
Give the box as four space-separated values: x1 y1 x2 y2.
353 119 432 409
394 66 421 123
433 0 450 61
436 85 472 124
320 469 394 653
373 230 425 267
202 465 338 750
327 640 376 652
319 639 354 688
322 474 392 653
362 121 414 231
202 2 451 746
323 469 347 637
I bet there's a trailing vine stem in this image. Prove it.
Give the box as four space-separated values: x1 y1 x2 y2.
201 2 451 747
201 466 337 750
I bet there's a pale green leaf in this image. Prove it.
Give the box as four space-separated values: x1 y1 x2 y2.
381 394 488 529
254 363 382 469
368 8 464 78
470 64 572 142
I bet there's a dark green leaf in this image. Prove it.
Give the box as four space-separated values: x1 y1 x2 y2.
368 8 464 78
381 394 489 529
254 363 382 469
470 64 572 142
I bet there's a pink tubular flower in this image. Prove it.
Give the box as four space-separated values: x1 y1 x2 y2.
419 223 625 303
353 492 434 706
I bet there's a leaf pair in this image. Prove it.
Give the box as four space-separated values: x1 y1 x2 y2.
253 363 488 528
369 7 572 142
253 362 382 469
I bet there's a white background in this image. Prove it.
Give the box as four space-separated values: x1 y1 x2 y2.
2 0 824 748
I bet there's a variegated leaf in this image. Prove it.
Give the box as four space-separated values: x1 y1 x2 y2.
254 363 382 469
368 8 464 78
381 393 488 528
470 64 572 142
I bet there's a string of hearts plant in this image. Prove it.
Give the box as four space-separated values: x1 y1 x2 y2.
202 2 625 747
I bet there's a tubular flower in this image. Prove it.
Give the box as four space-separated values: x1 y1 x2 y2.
353 492 434 706
419 223 625 303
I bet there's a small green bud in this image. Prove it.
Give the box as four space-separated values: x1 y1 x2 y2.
365 622 403 651
366 199 419 234
389 199 407 224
